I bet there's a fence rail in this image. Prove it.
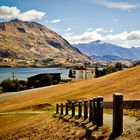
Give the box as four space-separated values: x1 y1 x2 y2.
122 100 140 109
56 93 140 136
57 100 140 109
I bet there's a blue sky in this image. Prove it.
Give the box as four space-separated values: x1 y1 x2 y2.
0 0 140 47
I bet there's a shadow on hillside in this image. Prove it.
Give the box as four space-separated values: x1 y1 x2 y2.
53 114 111 140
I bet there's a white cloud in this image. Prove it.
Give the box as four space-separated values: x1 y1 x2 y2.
50 19 61 23
0 6 20 19
127 30 140 40
64 27 72 32
18 10 45 21
87 0 139 10
86 28 94 32
0 6 45 21
94 28 113 33
63 28 140 48
104 30 140 42
63 28 103 44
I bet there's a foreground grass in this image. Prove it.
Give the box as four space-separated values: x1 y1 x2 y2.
1 111 100 140
0 110 139 140
0 113 39 132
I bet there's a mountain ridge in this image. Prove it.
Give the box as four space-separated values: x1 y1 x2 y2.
0 19 92 67
74 40 140 61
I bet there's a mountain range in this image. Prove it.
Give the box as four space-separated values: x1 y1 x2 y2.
0 19 91 67
1 19 140 67
74 40 140 62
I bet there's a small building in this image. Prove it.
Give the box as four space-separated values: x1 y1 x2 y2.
72 69 95 80
27 73 61 88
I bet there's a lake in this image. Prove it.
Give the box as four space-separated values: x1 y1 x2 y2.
0 67 69 82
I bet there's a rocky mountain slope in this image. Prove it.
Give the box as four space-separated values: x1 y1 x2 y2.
0 19 92 67
74 40 140 61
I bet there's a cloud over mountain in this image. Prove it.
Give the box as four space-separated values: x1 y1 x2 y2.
0 6 45 21
0 6 20 19
63 28 140 48
18 10 45 21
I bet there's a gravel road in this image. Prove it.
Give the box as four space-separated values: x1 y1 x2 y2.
104 114 140 138
0 85 58 99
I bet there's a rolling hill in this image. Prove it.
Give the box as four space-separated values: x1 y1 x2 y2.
0 19 92 67
0 65 140 112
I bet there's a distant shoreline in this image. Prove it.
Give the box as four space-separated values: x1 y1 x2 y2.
0 67 69 82
0 64 72 69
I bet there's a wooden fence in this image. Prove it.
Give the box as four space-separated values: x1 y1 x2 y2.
56 93 140 136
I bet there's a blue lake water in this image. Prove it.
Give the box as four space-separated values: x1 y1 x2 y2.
0 67 69 82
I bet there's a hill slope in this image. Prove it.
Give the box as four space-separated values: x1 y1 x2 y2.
0 19 91 67
0 65 140 112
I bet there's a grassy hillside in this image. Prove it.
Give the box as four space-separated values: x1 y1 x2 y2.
0 65 140 112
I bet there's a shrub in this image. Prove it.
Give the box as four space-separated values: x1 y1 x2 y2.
1 79 17 92
19 80 27 90
1 79 27 92
38 75 53 87
30 75 53 88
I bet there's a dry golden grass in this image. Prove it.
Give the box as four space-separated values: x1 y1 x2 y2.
0 65 140 112
0 112 112 140
0 66 140 140
0 114 37 132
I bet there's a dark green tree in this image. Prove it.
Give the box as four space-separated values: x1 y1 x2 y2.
115 62 122 71
95 63 100 78
106 65 113 74
36 75 53 88
68 69 75 78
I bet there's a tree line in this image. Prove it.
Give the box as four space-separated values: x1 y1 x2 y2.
0 74 60 93
95 62 122 78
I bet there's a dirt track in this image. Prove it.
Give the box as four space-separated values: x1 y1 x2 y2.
0 85 58 99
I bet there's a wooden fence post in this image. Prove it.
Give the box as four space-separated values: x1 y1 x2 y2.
56 104 59 114
92 97 97 125
65 103 68 115
113 93 123 136
78 100 82 118
60 103 63 115
72 101 75 117
84 100 88 120
89 98 93 121
96 96 103 127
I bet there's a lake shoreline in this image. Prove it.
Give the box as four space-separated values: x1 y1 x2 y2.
0 67 69 82
0 65 69 69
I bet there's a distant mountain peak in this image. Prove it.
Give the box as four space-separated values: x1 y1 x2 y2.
95 40 102 43
10 19 22 22
91 40 104 45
